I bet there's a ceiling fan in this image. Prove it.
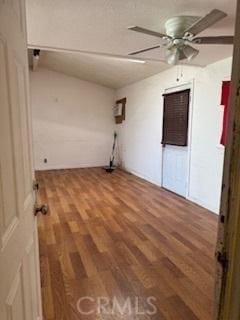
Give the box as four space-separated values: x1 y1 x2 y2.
128 9 234 65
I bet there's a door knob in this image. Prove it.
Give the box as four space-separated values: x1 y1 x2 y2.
34 204 48 216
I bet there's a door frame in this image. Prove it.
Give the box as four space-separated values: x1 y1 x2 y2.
215 0 240 318
161 80 194 198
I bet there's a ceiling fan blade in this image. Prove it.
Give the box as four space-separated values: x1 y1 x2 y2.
128 26 169 39
184 9 227 36
129 45 161 55
193 36 234 44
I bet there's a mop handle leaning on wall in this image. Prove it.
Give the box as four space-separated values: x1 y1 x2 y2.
109 131 117 168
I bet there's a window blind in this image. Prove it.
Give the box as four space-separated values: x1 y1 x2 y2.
162 89 190 146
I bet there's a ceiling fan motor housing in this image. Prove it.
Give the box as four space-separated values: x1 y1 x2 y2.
165 16 199 38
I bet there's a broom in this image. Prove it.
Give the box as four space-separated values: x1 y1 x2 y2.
104 131 117 173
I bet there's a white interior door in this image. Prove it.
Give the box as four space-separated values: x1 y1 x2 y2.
162 145 189 197
0 1 42 320
162 86 191 198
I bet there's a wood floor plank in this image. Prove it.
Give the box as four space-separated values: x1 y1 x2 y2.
37 168 218 320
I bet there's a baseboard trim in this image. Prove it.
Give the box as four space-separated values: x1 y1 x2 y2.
35 164 107 171
121 166 219 214
186 195 219 215
120 166 162 187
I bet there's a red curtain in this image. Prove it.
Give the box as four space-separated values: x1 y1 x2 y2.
220 81 230 146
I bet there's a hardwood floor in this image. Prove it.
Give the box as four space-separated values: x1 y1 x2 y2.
36 168 218 320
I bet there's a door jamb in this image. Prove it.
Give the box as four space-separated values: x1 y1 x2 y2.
215 0 240 318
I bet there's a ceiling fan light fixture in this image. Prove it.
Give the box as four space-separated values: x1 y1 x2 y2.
182 45 199 61
166 47 180 65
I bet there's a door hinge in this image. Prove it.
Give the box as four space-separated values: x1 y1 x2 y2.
33 180 39 191
216 251 228 270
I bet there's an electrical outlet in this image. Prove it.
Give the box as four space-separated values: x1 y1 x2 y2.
44 158 47 163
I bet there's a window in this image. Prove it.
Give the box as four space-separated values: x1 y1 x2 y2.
162 89 190 146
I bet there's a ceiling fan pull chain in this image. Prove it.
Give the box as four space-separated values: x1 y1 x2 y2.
180 64 183 79
176 65 180 82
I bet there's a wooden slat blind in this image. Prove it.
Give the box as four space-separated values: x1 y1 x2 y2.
162 89 190 146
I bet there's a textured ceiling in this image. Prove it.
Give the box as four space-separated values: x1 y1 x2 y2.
26 0 236 88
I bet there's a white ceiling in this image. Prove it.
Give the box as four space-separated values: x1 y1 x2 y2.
26 0 236 88
33 50 170 89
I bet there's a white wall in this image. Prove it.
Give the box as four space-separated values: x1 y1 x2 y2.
31 59 232 213
30 68 115 170
116 57 232 213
